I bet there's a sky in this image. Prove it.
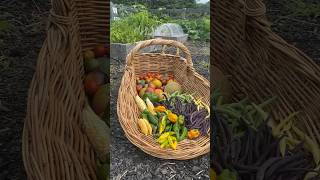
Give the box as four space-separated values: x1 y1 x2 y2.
197 0 209 4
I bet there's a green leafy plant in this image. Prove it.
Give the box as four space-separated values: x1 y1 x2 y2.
111 4 210 43
170 16 210 41
112 0 197 9
111 11 162 43
111 19 144 43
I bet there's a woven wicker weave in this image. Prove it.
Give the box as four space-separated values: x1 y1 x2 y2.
117 39 210 160
212 0 320 146
22 0 109 179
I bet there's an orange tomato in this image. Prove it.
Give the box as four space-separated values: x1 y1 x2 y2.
167 79 175 84
155 74 162 80
148 83 156 89
146 72 153 78
154 89 164 99
145 77 153 83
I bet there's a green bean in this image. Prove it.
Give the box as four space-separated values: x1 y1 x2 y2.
292 125 320 165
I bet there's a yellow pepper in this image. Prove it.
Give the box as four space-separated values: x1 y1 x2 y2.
188 129 200 139
171 140 177 150
167 112 178 123
157 131 175 143
157 132 170 143
168 136 173 147
160 140 169 148
154 105 166 113
171 136 177 141
157 132 178 150
161 134 178 150
158 116 167 134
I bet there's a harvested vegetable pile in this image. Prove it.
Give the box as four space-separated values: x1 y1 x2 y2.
211 90 320 180
83 45 109 125
135 72 210 150
81 45 110 180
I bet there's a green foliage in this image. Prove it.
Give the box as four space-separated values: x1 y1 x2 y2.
111 20 143 44
170 16 210 41
150 8 209 20
285 0 320 17
111 3 210 43
111 11 162 43
116 4 148 17
196 1 210 8
112 0 197 9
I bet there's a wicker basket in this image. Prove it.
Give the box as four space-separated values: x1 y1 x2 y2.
117 39 210 160
22 1 109 179
212 0 320 146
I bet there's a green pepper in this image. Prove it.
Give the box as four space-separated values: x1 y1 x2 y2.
178 127 188 142
143 109 158 126
178 115 184 125
143 92 159 103
151 124 157 134
138 80 145 86
165 125 171 132
173 122 180 140
141 111 148 120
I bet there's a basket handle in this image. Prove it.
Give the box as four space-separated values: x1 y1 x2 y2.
126 38 193 67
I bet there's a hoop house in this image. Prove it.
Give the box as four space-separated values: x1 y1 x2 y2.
153 23 188 43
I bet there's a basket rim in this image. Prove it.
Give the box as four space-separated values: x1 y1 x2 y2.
126 38 193 67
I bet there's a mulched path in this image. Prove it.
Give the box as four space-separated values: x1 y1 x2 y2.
266 0 320 64
0 0 49 179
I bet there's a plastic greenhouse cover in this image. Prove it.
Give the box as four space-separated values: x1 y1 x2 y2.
154 23 185 37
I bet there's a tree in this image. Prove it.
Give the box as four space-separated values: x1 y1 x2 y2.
196 1 210 9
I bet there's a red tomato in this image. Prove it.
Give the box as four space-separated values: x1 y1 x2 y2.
146 87 154 93
161 79 167 85
84 71 104 95
93 44 107 58
136 84 143 92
